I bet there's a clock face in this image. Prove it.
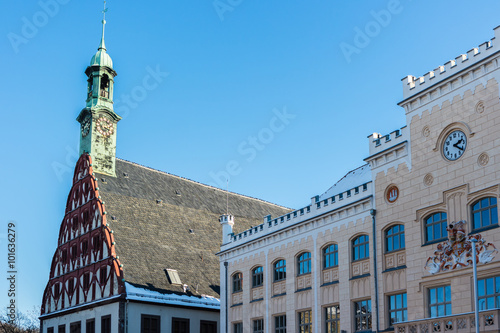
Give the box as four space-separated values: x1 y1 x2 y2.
96 117 114 137
81 117 91 137
443 130 467 161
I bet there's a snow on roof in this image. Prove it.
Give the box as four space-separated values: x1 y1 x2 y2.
319 164 371 201
125 283 220 310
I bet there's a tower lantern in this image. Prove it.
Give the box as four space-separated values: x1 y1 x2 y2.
76 1 121 177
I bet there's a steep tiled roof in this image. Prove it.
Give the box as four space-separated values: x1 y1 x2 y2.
96 159 291 299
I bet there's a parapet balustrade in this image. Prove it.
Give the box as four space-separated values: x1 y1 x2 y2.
394 309 500 333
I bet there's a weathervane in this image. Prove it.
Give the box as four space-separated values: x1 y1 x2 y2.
99 0 108 50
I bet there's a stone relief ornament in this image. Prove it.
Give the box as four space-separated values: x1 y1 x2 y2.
425 220 497 274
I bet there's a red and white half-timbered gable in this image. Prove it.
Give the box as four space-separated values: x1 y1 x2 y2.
41 154 124 315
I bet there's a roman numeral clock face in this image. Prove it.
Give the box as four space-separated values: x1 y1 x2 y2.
443 130 467 161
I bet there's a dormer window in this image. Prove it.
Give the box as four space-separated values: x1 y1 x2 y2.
100 74 110 98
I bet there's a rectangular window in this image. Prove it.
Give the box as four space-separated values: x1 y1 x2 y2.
275 315 286 333
48 328 54 333
354 299 372 332
388 293 407 326
298 310 312 333
233 322 243 333
141 315 160 333
172 318 190 333
70 321 81 333
428 286 451 318
478 276 500 310
325 305 340 333
101 315 111 333
58 325 65 333
86 319 95 333
200 320 217 333
253 319 264 333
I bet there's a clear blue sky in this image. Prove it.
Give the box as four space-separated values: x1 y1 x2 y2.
1 0 500 314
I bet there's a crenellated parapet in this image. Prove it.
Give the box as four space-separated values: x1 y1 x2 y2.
365 126 410 175
220 181 372 251
401 26 500 101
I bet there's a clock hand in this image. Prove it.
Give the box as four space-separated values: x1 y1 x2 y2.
453 139 464 150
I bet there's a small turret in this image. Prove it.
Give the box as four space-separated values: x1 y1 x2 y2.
219 214 234 245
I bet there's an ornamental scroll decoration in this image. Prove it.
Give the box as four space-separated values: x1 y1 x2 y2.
425 220 498 274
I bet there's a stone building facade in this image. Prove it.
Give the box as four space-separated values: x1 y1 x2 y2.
217 26 500 333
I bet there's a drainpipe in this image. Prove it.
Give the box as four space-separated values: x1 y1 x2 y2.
371 209 380 333
224 261 228 333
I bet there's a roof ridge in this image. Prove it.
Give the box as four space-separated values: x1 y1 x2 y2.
333 163 370 186
115 158 293 211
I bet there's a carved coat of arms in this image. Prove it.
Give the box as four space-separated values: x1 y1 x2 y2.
425 220 497 274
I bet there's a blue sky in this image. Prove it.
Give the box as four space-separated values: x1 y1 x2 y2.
1 0 500 314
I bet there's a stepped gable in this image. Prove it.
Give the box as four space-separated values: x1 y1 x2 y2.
96 159 291 298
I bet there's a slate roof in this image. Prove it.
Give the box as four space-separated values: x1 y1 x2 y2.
96 159 291 299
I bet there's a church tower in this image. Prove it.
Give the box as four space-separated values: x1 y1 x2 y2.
76 4 121 177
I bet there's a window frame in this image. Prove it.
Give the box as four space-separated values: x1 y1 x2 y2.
86 319 95 333
387 292 407 327
424 212 448 244
70 321 81 333
298 310 312 333
253 318 264 333
352 235 370 262
325 305 340 333
273 259 286 282
297 252 312 276
141 314 160 333
233 322 243 333
172 317 190 333
323 244 339 269
471 197 498 231
428 285 451 318
232 272 243 293
354 299 372 332
478 275 500 310
252 266 264 288
101 315 111 333
274 315 286 333
385 224 405 253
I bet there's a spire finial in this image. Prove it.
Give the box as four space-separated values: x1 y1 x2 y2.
98 0 108 51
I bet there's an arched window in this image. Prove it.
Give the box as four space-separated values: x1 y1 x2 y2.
386 224 405 252
297 252 311 275
425 212 447 243
323 244 338 269
273 259 286 282
471 197 498 231
232 272 242 293
352 235 369 261
252 266 264 288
